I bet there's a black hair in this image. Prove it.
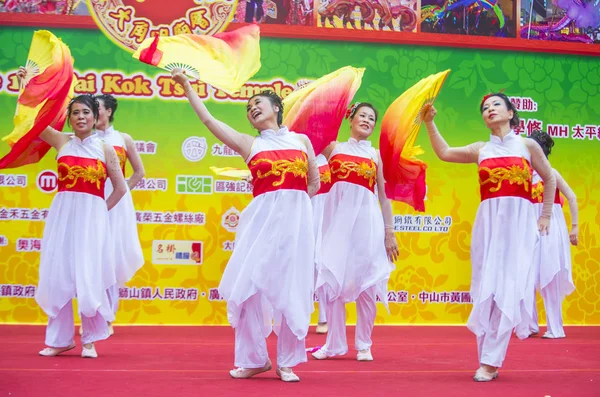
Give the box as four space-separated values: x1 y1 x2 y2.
67 94 99 127
95 94 118 123
349 102 378 123
248 90 284 126
529 130 555 158
479 92 520 128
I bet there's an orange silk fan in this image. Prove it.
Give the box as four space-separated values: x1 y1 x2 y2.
282 66 364 155
380 69 450 212
0 30 75 169
133 24 261 94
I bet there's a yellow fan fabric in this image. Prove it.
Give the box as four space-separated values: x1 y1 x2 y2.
379 69 450 211
133 25 261 94
282 66 364 155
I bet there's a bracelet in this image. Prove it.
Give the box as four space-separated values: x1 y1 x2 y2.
185 88 195 96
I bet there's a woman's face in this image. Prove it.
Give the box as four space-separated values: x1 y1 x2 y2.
481 96 513 129
246 95 278 130
69 102 96 136
350 106 377 139
96 99 111 130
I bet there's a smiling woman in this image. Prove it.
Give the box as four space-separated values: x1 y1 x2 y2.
422 92 557 382
12 67 129 359
171 68 320 382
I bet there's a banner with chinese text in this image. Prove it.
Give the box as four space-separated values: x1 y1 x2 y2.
0 26 599 326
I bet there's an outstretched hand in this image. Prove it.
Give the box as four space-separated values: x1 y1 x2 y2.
171 68 189 86
421 104 437 123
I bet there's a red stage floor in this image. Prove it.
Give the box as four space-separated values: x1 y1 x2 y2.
0 325 598 397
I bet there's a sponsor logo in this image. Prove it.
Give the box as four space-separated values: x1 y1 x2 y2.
221 207 240 232
176 175 213 194
152 240 203 265
182 136 207 162
36 170 58 193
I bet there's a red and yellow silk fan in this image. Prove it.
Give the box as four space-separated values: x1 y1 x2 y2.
132 24 261 94
0 30 74 169
282 66 364 156
380 69 450 212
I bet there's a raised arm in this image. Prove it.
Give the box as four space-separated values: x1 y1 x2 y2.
422 105 483 164
300 134 320 197
171 69 254 159
525 138 556 235
104 144 127 211
554 169 578 245
122 133 145 191
376 150 399 262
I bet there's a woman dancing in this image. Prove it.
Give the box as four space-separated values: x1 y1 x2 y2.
312 102 398 362
422 93 556 381
528 130 577 339
171 69 320 382
91 94 145 335
29 92 127 358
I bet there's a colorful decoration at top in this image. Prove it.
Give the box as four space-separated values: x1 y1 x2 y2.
132 24 261 94
421 0 505 34
86 0 239 53
0 30 75 169
282 66 364 155
379 69 450 212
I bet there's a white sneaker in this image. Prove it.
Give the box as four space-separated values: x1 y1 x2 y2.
229 360 272 379
81 345 98 358
39 343 76 357
542 331 565 339
276 367 300 382
473 367 498 382
357 349 373 361
311 348 330 360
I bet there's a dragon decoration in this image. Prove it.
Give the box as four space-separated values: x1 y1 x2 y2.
520 0 600 43
318 0 418 32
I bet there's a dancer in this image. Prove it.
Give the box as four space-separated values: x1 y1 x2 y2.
313 153 332 334
422 93 556 381
312 102 398 362
26 91 127 358
171 69 320 382
90 94 145 335
528 130 577 339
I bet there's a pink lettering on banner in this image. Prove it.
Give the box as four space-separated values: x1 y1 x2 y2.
186 289 198 300
585 125 597 140
12 285 24 297
152 288 163 300
547 124 569 138
525 119 543 135
461 292 472 303
208 288 224 301
387 291 398 303
572 124 585 139
141 287 152 299
418 291 429 303
0 284 36 298
116 287 199 301
1 285 12 296
398 291 408 303
24 285 36 297
17 239 29 252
